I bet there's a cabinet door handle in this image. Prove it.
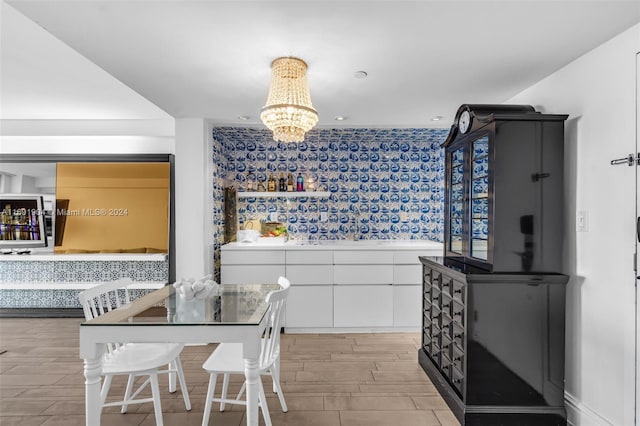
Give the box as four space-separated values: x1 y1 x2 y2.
531 172 550 182
610 153 638 166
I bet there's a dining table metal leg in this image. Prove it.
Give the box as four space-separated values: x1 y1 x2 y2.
244 357 260 426
84 356 103 426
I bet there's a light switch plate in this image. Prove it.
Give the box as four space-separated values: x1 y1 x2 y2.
269 212 277 222
320 212 328 222
577 210 589 232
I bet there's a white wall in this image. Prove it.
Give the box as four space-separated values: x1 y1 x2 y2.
0 119 175 154
174 118 213 281
507 24 639 426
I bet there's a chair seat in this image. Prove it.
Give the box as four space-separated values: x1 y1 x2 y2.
103 343 184 375
202 343 248 374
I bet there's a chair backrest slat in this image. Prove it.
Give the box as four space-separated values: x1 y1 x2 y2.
259 276 290 369
78 278 135 354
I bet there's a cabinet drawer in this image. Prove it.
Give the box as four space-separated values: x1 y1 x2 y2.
221 250 285 265
333 285 393 327
452 344 465 373
451 366 465 397
452 322 465 348
394 250 432 264
451 280 465 303
431 271 443 290
429 337 441 360
285 286 333 328
333 250 393 264
221 265 286 285
452 300 465 327
285 265 333 285
423 267 433 285
440 362 452 379
334 265 393 285
286 250 333 265
431 286 441 305
393 264 422 285
393 285 421 328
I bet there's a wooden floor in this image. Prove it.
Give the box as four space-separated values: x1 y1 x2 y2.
0 318 459 426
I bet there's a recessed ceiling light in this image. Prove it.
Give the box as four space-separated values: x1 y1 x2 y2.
334 116 347 121
353 71 368 79
431 116 443 121
237 115 250 121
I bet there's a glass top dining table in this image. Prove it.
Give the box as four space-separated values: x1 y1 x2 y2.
79 283 281 426
81 283 280 326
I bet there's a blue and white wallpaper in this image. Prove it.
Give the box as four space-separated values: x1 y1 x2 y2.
212 127 447 242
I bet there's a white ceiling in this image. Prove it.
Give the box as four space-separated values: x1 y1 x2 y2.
1 0 639 130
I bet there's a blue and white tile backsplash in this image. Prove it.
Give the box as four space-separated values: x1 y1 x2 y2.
0 260 168 308
212 127 447 242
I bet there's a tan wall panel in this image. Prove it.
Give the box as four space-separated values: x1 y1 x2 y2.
56 163 169 252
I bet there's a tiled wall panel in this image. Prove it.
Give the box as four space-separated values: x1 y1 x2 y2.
0 260 168 308
212 127 446 242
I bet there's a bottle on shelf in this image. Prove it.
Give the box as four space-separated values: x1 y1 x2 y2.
287 173 294 192
267 173 276 192
296 173 304 192
278 172 286 192
246 171 255 191
257 179 266 192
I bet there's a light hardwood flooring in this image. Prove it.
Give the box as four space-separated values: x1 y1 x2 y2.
0 318 460 426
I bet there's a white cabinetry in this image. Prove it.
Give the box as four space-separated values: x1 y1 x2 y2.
220 250 285 285
220 242 442 332
334 285 393 327
392 285 422 327
285 250 333 328
333 250 394 327
287 286 333 328
391 250 424 328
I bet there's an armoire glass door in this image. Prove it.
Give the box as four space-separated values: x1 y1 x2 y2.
449 146 465 254
470 135 489 260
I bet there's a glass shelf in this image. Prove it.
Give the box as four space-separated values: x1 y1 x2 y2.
237 191 331 199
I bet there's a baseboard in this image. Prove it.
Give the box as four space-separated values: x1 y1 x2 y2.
0 306 167 319
284 326 420 334
0 308 84 318
565 391 615 426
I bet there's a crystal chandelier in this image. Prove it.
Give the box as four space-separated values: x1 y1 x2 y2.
260 57 318 143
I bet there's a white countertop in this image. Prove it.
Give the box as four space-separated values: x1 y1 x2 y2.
223 239 443 252
0 253 168 262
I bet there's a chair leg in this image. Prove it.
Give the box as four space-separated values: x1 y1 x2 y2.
271 357 280 393
100 374 113 406
150 373 164 426
120 374 135 413
202 373 217 426
219 373 229 411
258 377 272 426
271 369 288 413
174 357 191 411
236 381 246 400
168 361 177 393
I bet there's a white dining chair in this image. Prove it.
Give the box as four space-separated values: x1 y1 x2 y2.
78 278 191 426
201 276 290 426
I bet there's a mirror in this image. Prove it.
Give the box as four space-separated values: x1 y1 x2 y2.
0 161 170 255
0 162 56 252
